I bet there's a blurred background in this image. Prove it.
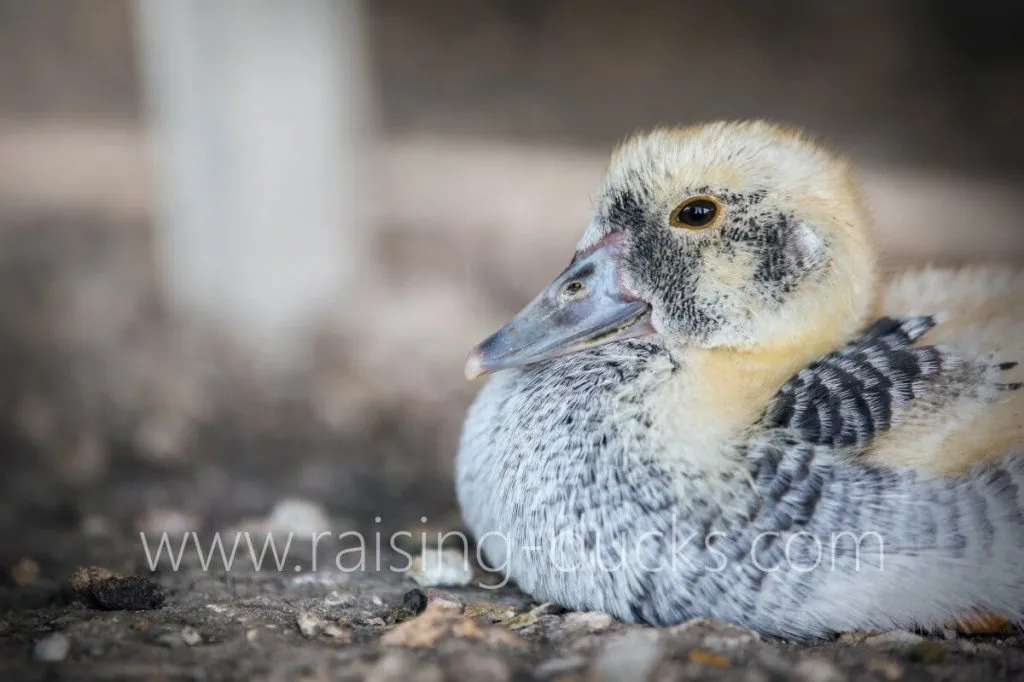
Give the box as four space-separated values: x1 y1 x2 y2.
0 0 1022 575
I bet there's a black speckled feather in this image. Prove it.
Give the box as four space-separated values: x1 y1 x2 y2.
761 316 943 446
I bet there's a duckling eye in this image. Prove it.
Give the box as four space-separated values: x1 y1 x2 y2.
561 280 587 300
670 197 720 230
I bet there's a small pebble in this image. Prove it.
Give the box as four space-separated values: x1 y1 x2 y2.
33 633 70 662
266 499 331 535
424 592 464 612
0 620 12 635
863 630 925 647
793 657 845 682
180 626 202 646
688 649 730 668
135 508 198 537
465 602 516 622
323 623 351 641
535 655 587 678
503 613 538 630
10 557 40 586
590 630 663 682
406 548 474 587
89 576 165 611
403 588 429 615
563 611 614 633
297 611 323 638
324 591 354 607
68 566 116 595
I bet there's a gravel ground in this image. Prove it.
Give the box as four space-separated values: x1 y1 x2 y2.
3 560 1024 681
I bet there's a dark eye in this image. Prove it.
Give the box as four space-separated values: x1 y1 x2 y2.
670 197 720 229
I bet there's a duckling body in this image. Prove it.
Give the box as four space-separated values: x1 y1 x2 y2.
458 330 1022 638
456 121 1024 638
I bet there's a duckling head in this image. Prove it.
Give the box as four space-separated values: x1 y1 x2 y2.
466 120 878 378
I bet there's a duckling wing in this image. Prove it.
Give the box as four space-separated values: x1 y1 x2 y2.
862 265 1024 474
761 310 1019 465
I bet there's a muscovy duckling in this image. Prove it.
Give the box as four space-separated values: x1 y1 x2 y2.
456 120 1023 639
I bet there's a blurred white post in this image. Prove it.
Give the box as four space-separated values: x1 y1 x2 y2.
133 0 369 368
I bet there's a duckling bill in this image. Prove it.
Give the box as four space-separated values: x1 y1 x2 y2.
456 120 1024 639
465 232 654 380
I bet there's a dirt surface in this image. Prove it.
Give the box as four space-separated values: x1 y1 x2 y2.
4 563 1024 681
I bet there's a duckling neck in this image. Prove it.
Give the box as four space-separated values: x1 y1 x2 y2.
650 335 844 468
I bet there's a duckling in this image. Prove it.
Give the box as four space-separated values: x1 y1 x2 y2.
456 120 1024 639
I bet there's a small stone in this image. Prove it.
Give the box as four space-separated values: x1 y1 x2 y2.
381 607 525 649
503 613 538 630
465 602 516 622
68 566 117 595
156 631 188 648
246 629 259 643
372 596 385 606
324 591 354 607
667 617 759 649
865 658 903 681
323 623 352 642
863 630 925 648
406 548 474 587
33 633 70 662
10 557 40 586
590 630 663 682
403 588 429 615
0 620 12 635
297 611 324 638
563 611 615 633
424 591 464 612
792 657 845 682
535 655 587 678
89 576 165 611
906 641 948 664
266 499 331 535
180 626 202 646
364 616 386 627
688 649 730 668
135 508 198 537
